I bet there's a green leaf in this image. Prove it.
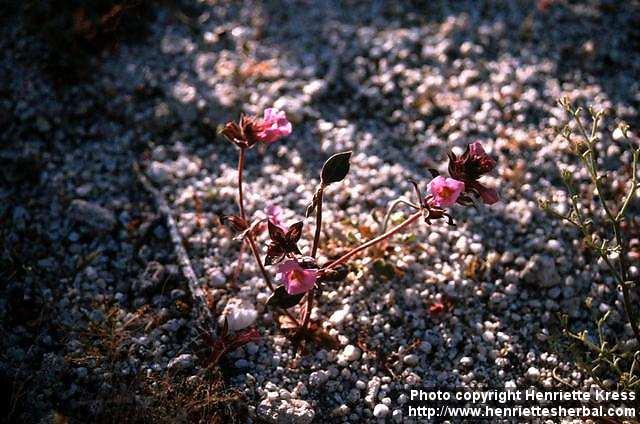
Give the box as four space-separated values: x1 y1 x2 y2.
266 285 305 309
321 151 352 186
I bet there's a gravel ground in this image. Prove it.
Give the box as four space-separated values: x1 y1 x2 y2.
2 0 640 422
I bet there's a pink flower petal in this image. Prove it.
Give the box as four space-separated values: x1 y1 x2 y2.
276 260 317 295
427 176 465 207
255 108 292 144
266 205 286 231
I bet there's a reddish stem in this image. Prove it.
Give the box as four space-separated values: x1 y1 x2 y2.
324 210 422 271
303 187 324 330
237 148 247 219
236 148 299 326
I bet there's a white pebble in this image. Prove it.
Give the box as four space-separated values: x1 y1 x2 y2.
526 367 540 381
338 345 361 363
373 404 389 418
403 354 419 366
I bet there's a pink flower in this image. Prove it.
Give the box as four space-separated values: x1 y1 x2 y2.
266 205 286 231
276 260 317 295
447 142 498 205
255 108 292 143
427 176 465 207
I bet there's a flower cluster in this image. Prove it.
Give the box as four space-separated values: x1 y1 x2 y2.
447 142 499 205
220 106 498 353
220 108 292 149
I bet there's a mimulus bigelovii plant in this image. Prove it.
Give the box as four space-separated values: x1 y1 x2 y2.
220 108 499 354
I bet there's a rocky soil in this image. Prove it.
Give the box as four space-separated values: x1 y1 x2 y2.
2 0 640 422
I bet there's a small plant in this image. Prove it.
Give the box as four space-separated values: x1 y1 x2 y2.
540 98 640 391
220 108 499 354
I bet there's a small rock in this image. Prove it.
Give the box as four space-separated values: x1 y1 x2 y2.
69 200 117 235
504 283 518 295
373 404 389 418
309 370 329 386
419 341 432 353
222 298 257 331
338 345 361 363
148 161 174 184
365 377 381 405
153 102 177 131
257 398 315 424
167 354 195 371
520 255 561 287
273 96 305 123
482 331 495 343
235 359 250 368
303 79 327 97
329 306 350 325
170 289 186 300
526 366 540 381
403 354 419 366
460 356 473 367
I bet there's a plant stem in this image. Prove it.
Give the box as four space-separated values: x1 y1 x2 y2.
616 148 638 222
325 210 422 271
311 187 324 258
237 148 274 290
238 148 247 219
246 235 274 291
303 187 324 330
236 148 299 326
571 112 640 346
381 198 420 233
621 281 640 347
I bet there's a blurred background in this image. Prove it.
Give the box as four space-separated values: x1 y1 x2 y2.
1 1 640 422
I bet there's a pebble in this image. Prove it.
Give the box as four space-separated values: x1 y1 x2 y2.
338 345 361 363
257 398 315 424
148 161 175 184
403 354 419 366
329 306 350 325
373 403 389 418
482 331 496 343
460 356 473 367
223 298 257 331
68 200 117 234
526 367 541 381
167 354 195 371
4 2 637 422
504 283 518 295
520 255 561 287
309 370 329 387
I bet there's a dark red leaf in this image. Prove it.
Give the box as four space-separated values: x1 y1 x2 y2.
264 243 285 266
268 219 287 244
221 316 229 336
321 151 352 185
285 221 304 243
224 215 248 232
267 285 305 309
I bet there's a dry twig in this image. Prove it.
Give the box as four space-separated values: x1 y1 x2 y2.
134 162 214 329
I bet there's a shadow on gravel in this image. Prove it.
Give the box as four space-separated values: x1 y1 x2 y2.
2 0 640 422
